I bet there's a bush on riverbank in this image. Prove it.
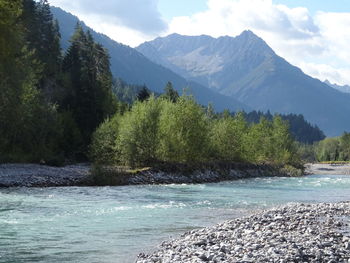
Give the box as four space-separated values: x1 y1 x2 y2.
315 132 350 162
90 95 302 170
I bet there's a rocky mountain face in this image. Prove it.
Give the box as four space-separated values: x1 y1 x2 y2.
325 80 350 94
137 31 350 136
51 7 249 112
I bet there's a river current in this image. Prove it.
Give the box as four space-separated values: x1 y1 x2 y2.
0 174 350 263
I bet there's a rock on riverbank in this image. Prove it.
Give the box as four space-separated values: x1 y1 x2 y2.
0 163 91 187
137 202 350 263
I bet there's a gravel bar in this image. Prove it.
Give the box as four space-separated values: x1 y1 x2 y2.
137 202 350 263
305 163 350 175
0 163 91 187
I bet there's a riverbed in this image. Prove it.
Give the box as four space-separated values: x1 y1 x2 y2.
0 174 350 263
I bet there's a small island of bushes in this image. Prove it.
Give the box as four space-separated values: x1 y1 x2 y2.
90 90 304 184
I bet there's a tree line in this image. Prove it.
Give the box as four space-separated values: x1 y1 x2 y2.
244 111 325 144
90 87 301 168
112 83 326 145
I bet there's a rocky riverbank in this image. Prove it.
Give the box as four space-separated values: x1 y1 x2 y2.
0 163 302 187
137 202 350 263
92 163 302 186
0 163 91 187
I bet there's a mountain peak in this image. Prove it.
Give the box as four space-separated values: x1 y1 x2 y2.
240 29 257 37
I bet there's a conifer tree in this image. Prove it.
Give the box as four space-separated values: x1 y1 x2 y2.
62 24 117 149
136 86 151 102
162 81 179 103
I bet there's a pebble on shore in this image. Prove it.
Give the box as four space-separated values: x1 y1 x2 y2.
137 202 350 263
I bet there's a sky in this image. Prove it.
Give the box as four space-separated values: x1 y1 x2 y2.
48 0 350 86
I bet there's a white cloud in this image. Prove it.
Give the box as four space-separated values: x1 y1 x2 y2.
49 0 167 45
166 0 350 85
300 62 350 86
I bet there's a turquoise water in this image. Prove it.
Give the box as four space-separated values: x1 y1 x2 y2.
0 174 350 263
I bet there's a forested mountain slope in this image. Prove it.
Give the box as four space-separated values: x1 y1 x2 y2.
51 7 249 112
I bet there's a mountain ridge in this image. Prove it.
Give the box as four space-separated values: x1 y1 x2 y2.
137 32 350 136
325 80 350 94
51 7 250 112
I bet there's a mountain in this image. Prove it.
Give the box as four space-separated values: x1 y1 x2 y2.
51 7 249 112
325 80 350 94
137 31 350 136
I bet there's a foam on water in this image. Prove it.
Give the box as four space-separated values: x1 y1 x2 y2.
0 174 350 263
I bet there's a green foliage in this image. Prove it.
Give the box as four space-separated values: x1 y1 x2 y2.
242 115 299 166
209 113 246 162
316 138 340 162
116 96 163 167
112 77 147 105
161 81 179 103
62 24 118 149
296 143 316 163
314 132 350 162
90 115 120 164
0 0 63 164
136 86 151 102
339 132 350 161
244 117 273 163
157 96 209 163
92 95 300 168
0 0 117 164
244 111 325 144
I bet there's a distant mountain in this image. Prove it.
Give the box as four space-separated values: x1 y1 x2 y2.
137 31 350 136
325 80 350 94
51 7 249 112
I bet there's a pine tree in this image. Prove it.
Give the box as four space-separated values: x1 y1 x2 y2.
62 24 117 151
137 86 151 102
162 81 179 103
21 0 62 99
0 0 62 163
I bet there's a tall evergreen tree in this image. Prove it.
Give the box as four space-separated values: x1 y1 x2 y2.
162 81 179 103
136 85 151 102
0 0 62 163
62 24 117 150
21 0 62 99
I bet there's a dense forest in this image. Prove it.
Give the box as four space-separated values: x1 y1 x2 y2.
0 0 117 164
0 0 325 169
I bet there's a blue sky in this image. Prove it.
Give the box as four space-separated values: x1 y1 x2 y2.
49 0 350 85
158 0 207 20
158 0 350 20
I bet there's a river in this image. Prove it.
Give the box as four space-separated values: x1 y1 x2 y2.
0 174 349 263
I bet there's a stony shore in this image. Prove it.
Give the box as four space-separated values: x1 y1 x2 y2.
137 202 350 263
305 163 350 175
0 163 301 187
99 163 301 186
0 163 91 187
1 162 346 187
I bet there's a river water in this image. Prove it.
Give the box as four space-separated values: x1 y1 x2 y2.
0 174 350 263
